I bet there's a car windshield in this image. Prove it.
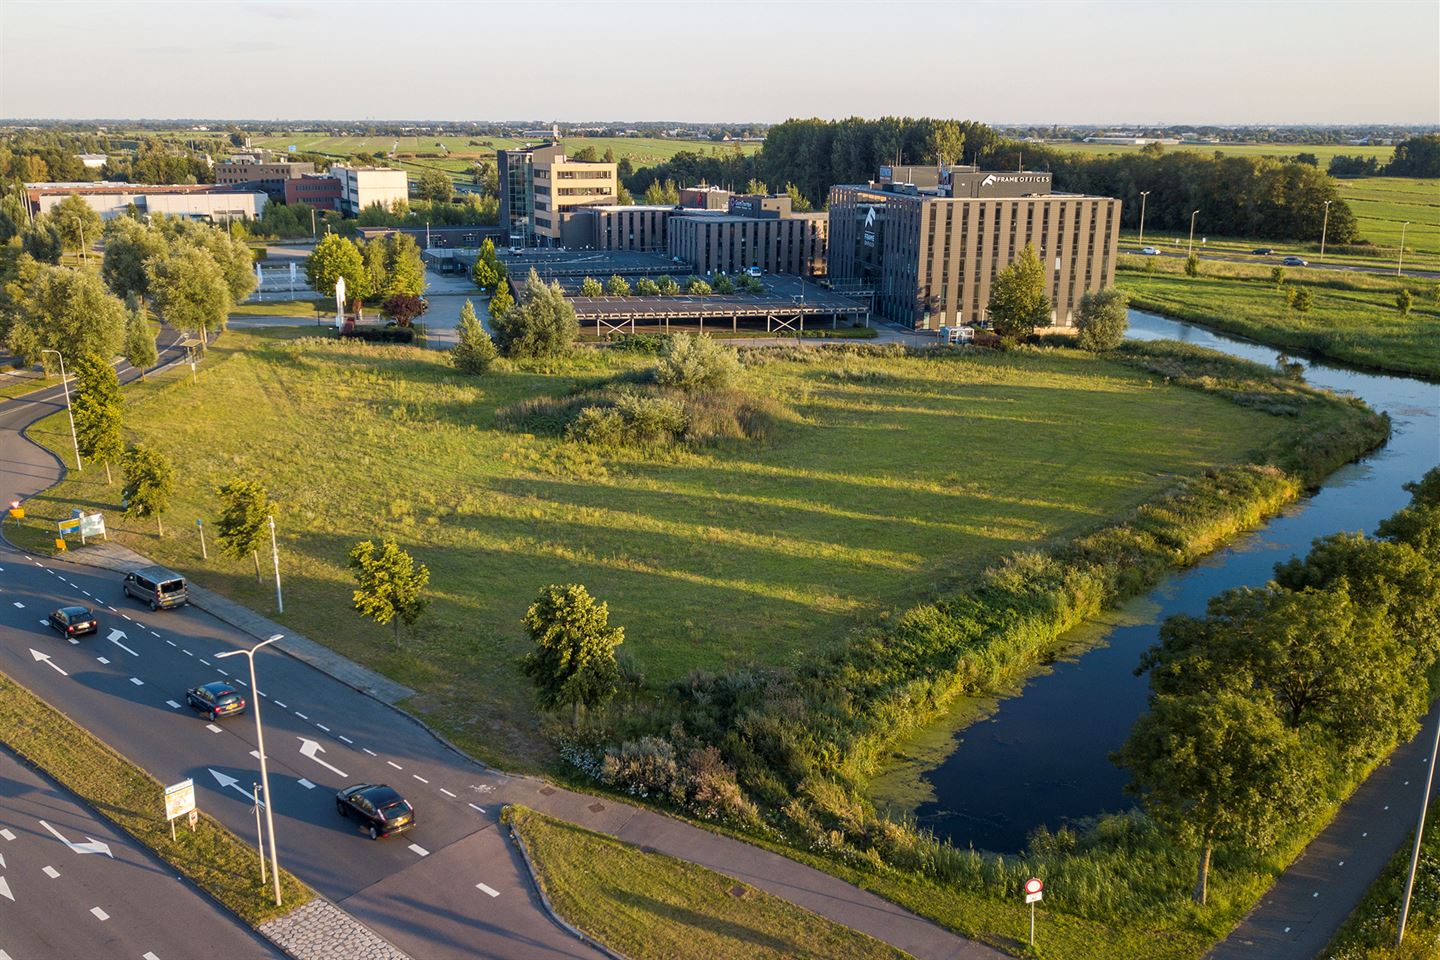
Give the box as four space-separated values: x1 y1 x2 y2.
380 800 411 819
159 579 184 594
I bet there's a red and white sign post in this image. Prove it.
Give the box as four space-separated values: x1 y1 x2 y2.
1023 877 1043 946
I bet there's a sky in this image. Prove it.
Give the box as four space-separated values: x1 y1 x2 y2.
2 0 1437 125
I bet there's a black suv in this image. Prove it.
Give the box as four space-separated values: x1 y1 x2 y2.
49 606 98 638
186 681 247 720
336 784 416 840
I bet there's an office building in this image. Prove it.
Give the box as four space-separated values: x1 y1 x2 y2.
583 205 676 252
827 165 1121 329
23 182 267 221
284 174 343 211
497 143 617 247
679 186 731 210
215 159 316 199
667 193 828 277
332 165 408 216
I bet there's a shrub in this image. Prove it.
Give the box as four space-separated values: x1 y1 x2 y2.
713 275 736 294
613 391 688 444
635 277 660 296
579 276 603 297
1184 253 1200 277
657 276 681 296
567 406 628 447
1075 287 1129 351
685 277 712 295
655 333 743 393
605 274 631 297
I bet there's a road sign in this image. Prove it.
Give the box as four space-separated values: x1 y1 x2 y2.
54 539 66 552
57 518 81 536
164 779 196 821
1024 877 1043 903
80 513 105 539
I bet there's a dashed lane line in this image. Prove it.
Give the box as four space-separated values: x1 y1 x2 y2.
338 736 353 744
206 724 223 734
165 700 181 709
144 953 161 960
316 724 330 732
468 803 486 814
298 779 315 790
0 829 15 840
11 602 22 608
42 865 59 879
90 906 109 921
273 701 288 709
165 640 176 647
477 882 500 898
363 748 377 757
182 649 193 656
408 843 429 857
149 631 160 638
294 712 308 720
440 788 456 798
387 761 402 770
96 657 109 665
129 677 144 686
413 775 429 784
216 668 228 676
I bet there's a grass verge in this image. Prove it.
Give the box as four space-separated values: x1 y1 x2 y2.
1326 793 1440 960
504 804 911 960
0 670 312 926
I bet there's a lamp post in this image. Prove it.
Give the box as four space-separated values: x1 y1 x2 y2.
1398 221 1410 276
268 516 283 614
1396 709 1440 946
1137 191 1150 246
1319 200 1332 263
215 634 284 907
1187 210 1200 257
40 350 82 473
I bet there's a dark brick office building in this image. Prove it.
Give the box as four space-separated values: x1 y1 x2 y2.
828 165 1121 329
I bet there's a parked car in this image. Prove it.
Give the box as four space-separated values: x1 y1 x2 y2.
122 565 187 610
49 605 97 638
186 681 246 720
1252 247 1276 255
1282 256 1309 266
744 265 763 277
1139 246 1161 255
336 784 416 840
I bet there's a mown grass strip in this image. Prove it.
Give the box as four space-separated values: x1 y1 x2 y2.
0 669 312 926
505 804 913 960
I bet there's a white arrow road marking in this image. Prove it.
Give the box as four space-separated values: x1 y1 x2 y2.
297 779 315 790
249 751 261 760
297 738 347 778
208 769 259 805
408 843 429 857
0 877 12 901
29 649 67 676
38 821 113 858
42 865 59 878
107 629 138 657
477 882 500 898
90 906 108 921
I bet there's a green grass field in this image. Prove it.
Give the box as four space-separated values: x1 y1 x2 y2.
1042 141 1396 162
1117 255 1440 378
8 330 1292 770
507 805 910 960
252 133 757 167
1334 177 1440 263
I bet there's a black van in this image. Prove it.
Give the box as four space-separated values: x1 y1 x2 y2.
122 565 188 610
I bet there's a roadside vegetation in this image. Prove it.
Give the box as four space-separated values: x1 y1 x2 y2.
1327 794 1440 959
1117 255 1440 379
0 670 312 925
506 805 909 960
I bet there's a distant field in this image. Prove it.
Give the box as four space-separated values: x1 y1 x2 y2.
1334 176 1440 260
250 133 757 168
1042 141 1396 162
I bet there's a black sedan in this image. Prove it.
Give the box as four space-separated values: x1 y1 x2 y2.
336 784 416 840
49 605 98 638
186 681 247 720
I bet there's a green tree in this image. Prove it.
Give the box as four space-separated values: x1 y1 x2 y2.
50 193 102 255
451 300 498 374
416 169 454 203
1074 287 1129 351
1114 690 1316 905
713 274 736 294
783 183 812 213
745 178 769 195
4 259 126 364
519 583 624 723
986 245 1050 341
348 538 430 647
1396 288 1413 316
1184 254 1200 277
471 255 499 292
122 298 158 379
174 221 257 303
605 274 631 297
379 233 425 298
101 218 168 301
488 277 514 321
1293 286 1313 313
71 352 124 484
146 244 231 343
21 219 63 263
491 269 577 359
216 478 274 583
658 276 681 296
635 277 660 295
685 278 712 295
923 119 965 166
305 233 370 310
642 181 667 205
1269 266 1286 288
579 276 603 297
121 444 174 536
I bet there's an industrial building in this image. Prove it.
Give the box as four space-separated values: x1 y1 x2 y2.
215 159 316 199
23 182 267 221
827 165 1121 329
332 165 409 216
668 194 828 277
283 174 343 210
497 143 617 247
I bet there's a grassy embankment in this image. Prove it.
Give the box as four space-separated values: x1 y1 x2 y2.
0 670 312 925
505 805 910 960
1041 141 1395 163
1117 254 1440 379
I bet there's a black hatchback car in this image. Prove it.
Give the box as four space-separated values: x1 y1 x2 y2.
49 605 98 638
336 784 416 840
186 681 247 720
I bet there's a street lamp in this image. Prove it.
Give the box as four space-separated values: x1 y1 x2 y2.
268 515 283 614
40 349 82 473
1319 200 1332 263
1137 190 1150 246
215 634 284 907
1398 221 1411 276
1187 210 1200 257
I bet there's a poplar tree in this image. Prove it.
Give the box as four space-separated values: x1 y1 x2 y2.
71 353 124 484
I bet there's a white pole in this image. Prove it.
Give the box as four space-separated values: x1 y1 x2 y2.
42 350 82 473
1320 200 1332 263
269 516 283 614
1397 709 1440 945
1138 191 1149 245
198 520 208 560
253 782 267 885
1030 901 1035 946
1397 222 1410 276
217 636 283 906
1187 210 1199 257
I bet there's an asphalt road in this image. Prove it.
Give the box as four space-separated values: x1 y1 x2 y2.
0 744 280 960
1131 245 1440 279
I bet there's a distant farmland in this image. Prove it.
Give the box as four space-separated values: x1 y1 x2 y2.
251 134 758 168
1040 141 1396 163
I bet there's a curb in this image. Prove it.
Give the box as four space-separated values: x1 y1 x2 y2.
503 805 628 960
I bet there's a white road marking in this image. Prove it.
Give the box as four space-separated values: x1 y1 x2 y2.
468 803 486 814
1284 926 1291 933
408 843 429 857
1339 860 1345 866
1384 805 1390 811
165 640 176 647
166 700 181 709
1313 892 1319 898
200 659 210 666
0 877 11 902
149 631 160 638
0 828 15 840
250 751 261 759
274 701 288 709
144 953 161 960
106 606 116 612
121 614 132 621
182 649 193 656
297 779 315 790
440 788 456 798
316 724 330 732
216 668 228 676
37 619 48 626
413 775 429 784
129 677 144 686
338 735 353 744
80 591 89 598
96 657 109 665
110 637 139 657
206 724 223 734
42 865 59 878
234 678 247 686
90 906 109 921
1363 832 1369 837
297 738 347 778
363 748 377 757
294 712 308 720
257 691 266 697
29 649 67 676
12 601 22 608
387 761 402 770
477 882 500 898
66 637 78 645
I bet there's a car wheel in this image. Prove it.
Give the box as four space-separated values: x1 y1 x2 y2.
150 600 158 611
123 585 131 599
336 800 347 818
208 709 218 721
369 825 379 840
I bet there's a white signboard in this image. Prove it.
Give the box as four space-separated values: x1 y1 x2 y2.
80 513 105 538
164 779 196 821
